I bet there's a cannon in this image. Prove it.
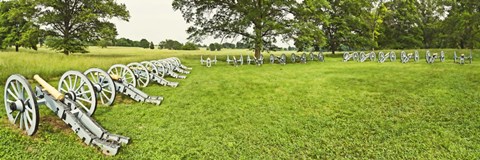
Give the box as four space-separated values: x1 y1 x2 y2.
200 55 217 67
226 55 243 66
426 50 445 64
4 72 129 155
247 54 264 66
309 52 325 62
164 57 192 74
359 51 376 62
400 51 420 63
269 53 287 65
378 51 396 63
343 52 359 62
291 53 307 63
454 51 473 64
154 59 187 79
140 61 179 87
107 64 163 105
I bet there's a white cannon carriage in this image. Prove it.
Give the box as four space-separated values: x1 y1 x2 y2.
400 51 420 63
426 50 445 64
378 51 397 63
4 73 129 155
309 52 325 62
359 51 376 62
343 52 360 62
291 53 307 63
454 51 473 64
200 55 217 67
269 53 287 65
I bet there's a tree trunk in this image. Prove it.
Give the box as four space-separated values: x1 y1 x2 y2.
15 45 19 52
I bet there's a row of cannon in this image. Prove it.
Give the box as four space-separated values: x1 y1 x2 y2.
3 57 191 155
200 52 326 67
343 50 473 64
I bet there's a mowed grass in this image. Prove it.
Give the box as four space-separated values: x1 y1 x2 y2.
0 47 479 159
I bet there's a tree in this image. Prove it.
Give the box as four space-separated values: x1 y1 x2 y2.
139 39 150 49
440 0 480 49
172 0 297 58
209 43 216 51
417 0 445 49
182 42 199 50
0 0 39 52
37 0 129 55
160 39 183 50
116 37 135 47
222 42 235 49
214 43 222 51
378 0 423 49
157 41 165 49
290 0 328 52
324 0 374 54
235 42 248 49
149 41 155 49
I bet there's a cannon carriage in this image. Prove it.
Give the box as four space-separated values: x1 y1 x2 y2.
4 72 130 155
247 54 264 66
378 51 397 63
226 55 244 66
291 53 307 63
359 51 376 62
343 52 359 62
269 53 287 65
400 51 420 63
426 50 445 64
309 52 325 62
454 51 473 64
200 55 217 67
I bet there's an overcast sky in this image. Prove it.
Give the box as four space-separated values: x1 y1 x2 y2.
111 0 290 47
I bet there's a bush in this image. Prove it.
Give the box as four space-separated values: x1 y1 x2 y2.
182 42 199 50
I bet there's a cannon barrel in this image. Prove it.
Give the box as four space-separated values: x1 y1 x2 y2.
33 75 64 100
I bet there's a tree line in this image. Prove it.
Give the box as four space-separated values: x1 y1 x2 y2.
173 0 480 57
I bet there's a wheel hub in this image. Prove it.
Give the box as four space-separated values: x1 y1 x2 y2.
10 100 25 112
66 91 77 101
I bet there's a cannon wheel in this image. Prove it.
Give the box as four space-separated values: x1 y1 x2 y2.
259 54 264 64
318 53 324 62
343 52 348 61
281 54 287 65
441 51 445 62
108 64 137 87
269 54 275 64
291 53 296 63
151 61 166 78
127 62 150 87
141 61 159 77
310 52 314 61
390 52 396 62
378 52 385 63
414 51 420 62
369 52 376 61
454 52 457 63
4 74 39 136
470 52 473 64
360 52 366 62
58 71 98 116
401 51 407 63
84 68 116 106
301 53 307 63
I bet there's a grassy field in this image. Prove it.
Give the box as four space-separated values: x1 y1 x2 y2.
0 47 479 159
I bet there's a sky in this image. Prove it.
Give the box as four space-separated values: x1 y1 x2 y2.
111 0 291 47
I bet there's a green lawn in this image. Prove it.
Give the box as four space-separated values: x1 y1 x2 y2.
0 47 479 159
